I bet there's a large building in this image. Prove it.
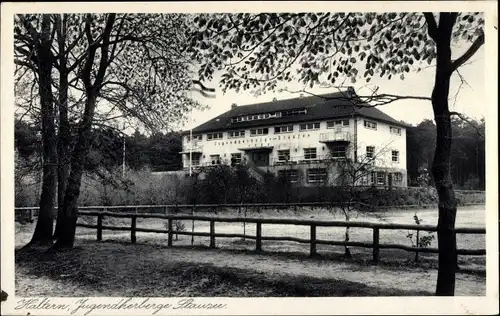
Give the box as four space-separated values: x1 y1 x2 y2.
181 89 408 187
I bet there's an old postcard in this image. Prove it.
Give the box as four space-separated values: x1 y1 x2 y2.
1 1 498 315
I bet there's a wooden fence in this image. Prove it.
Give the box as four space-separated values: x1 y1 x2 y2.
15 203 486 262
15 200 486 220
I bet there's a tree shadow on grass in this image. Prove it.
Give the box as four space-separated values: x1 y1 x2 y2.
162 241 485 276
15 243 432 297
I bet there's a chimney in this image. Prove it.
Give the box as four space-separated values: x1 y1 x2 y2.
299 93 304 98
272 97 278 102
231 103 237 109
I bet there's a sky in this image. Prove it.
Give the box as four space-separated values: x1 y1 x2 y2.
182 45 485 131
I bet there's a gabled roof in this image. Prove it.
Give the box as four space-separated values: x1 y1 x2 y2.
184 90 408 135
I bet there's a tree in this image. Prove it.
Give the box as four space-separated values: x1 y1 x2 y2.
186 12 485 296
147 132 183 172
14 13 202 249
15 15 59 246
406 118 485 189
320 141 395 257
406 119 436 185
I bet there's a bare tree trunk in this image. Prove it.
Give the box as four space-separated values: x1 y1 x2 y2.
343 209 352 258
431 13 458 296
54 14 71 239
51 13 116 250
51 95 98 249
28 15 57 247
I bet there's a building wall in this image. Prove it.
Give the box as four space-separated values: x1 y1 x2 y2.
356 118 406 167
182 118 356 165
355 118 407 186
182 116 407 187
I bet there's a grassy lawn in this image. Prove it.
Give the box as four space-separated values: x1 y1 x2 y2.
16 242 438 297
15 205 486 297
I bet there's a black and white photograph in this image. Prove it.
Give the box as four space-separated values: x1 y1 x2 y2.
1 1 498 315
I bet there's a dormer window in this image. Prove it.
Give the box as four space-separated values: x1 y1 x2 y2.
232 111 278 123
281 108 307 117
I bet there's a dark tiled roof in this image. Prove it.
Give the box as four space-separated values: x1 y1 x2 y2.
185 90 408 134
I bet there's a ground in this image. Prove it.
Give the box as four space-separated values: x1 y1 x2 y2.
15 205 486 297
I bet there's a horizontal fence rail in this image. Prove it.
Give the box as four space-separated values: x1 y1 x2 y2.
15 199 485 212
15 203 486 262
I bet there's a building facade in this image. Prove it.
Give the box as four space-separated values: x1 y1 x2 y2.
181 90 408 187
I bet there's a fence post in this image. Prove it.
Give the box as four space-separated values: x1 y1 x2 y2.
415 229 420 262
167 218 173 247
310 225 316 257
131 215 137 244
372 227 380 263
256 222 262 252
210 220 215 248
97 214 103 241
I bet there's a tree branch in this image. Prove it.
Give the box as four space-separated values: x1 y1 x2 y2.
451 33 485 73
282 87 431 108
423 12 438 41
449 111 484 138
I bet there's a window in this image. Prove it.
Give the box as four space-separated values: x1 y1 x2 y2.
275 125 294 134
207 132 223 141
307 168 327 183
231 153 242 165
393 172 403 182
392 150 399 162
233 113 278 122
278 149 291 162
331 145 347 158
304 148 317 160
278 169 299 183
327 119 349 129
390 126 402 135
299 122 320 131
186 134 202 141
327 121 338 129
210 155 221 165
377 172 386 185
364 120 377 130
228 130 245 138
281 108 307 117
250 128 269 136
366 146 375 158
190 156 200 166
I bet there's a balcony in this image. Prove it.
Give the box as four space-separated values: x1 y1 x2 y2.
180 141 203 154
319 131 351 143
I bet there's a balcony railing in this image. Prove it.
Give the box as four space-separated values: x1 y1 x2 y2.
319 131 351 143
182 141 203 153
